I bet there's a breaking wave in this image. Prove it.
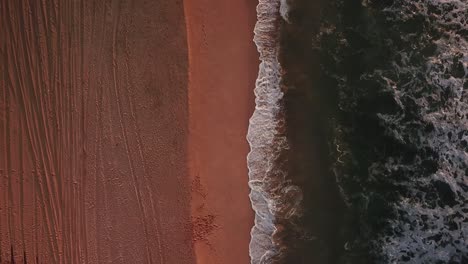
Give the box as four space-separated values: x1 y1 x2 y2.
247 0 302 263
317 0 468 262
248 0 467 263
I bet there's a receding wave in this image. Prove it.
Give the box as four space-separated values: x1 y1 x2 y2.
247 0 302 263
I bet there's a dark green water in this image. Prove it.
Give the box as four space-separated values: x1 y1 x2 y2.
280 0 346 263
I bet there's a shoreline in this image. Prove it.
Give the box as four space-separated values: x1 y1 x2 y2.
1 0 259 262
184 0 258 263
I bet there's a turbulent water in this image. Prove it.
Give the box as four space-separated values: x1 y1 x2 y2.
247 1 303 263
248 0 467 263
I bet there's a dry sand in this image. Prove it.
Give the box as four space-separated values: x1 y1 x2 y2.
1 0 194 263
184 0 257 263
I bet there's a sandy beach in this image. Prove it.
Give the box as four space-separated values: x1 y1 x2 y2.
1 0 194 263
184 0 257 263
1 0 256 263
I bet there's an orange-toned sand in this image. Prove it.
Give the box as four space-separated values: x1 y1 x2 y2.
1 0 256 263
184 0 258 263
1 1 195 263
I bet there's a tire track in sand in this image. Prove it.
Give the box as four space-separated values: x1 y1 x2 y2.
2 0 195 263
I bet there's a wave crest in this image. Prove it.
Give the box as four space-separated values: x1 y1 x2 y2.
248 0 301 263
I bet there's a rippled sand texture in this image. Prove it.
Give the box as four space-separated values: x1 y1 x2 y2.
0 1 195 263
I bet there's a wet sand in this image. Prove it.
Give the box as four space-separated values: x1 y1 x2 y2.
1 0 195 263
184 0 257 263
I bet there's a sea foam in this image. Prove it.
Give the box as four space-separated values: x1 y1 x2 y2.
247 0 302 263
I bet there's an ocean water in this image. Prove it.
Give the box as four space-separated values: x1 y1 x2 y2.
248 0 467 263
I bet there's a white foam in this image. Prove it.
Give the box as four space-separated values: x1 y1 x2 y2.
247 1 302 263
